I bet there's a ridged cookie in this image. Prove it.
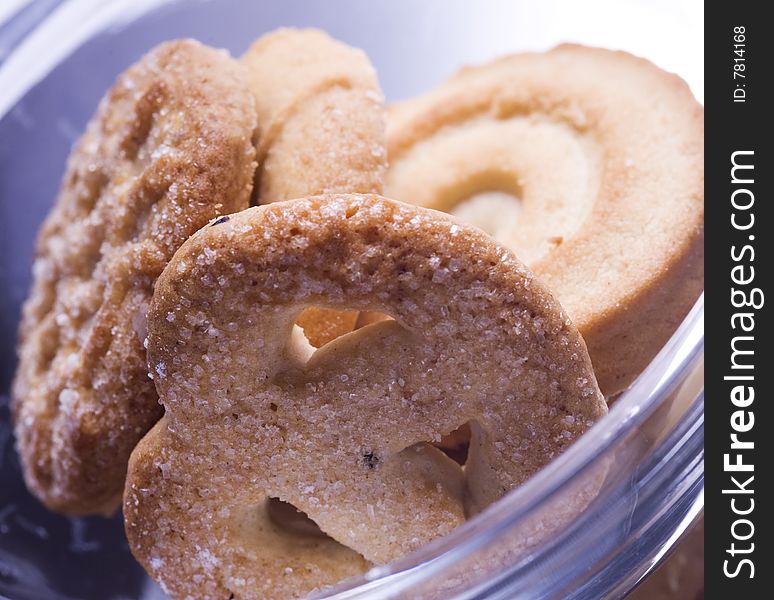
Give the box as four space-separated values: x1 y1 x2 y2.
12 40 257 515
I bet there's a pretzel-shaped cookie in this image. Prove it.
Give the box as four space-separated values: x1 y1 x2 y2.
12 40 257 514
242 28 387 347
386 45 704 396
125 194 606 599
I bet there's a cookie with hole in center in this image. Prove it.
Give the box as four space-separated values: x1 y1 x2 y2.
386 45 704 397
124 194 606 599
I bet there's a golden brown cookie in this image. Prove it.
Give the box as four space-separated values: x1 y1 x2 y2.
124 194 607 599
242 28 387 347
386 45 704 396
12 40 257 515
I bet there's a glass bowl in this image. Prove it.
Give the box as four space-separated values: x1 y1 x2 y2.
0 1 704 599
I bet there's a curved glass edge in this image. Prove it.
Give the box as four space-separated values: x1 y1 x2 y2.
563 397 704 599
321 295 705 599
457 391 704 600
0 0 62 66
0 0 171 117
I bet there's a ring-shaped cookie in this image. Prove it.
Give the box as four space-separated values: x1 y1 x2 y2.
125 194 606 599
386 45 704 396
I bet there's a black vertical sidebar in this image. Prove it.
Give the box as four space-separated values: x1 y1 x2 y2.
705 4 769 599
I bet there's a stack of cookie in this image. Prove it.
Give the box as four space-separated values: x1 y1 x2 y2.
11 29 703 600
